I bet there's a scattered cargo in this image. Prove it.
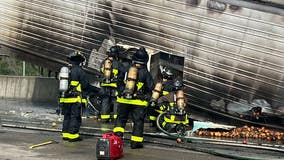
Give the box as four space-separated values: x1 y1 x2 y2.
195 125 284 142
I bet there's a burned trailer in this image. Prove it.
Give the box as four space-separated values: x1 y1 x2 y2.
0 0 284 128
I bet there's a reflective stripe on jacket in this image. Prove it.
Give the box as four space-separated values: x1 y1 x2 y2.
117 96 148 106
116 82 148 106
162 90 169 96
60 80 83 103
100 82 117 88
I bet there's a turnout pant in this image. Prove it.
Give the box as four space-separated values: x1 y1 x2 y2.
100 87 118 120
114 103 146 143
62 102 82 134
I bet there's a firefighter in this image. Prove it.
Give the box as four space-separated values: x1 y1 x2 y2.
148 67 175 127
113 47 154 149
59 51 89 142
156 77 189 135
99 46 122 122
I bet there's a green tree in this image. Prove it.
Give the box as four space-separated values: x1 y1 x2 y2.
0 56 48 76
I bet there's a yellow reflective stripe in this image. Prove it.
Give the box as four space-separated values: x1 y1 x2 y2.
164 115 189 125
62 133 69 138
70 81 79 86
149 116 157 121
162 121 167 127
113 69 118 77
137 82 144 91
155 109 163 114
159 105 167 111
59 96 82 103
101 83 117 88
62 133 80 139
170 102 174 107
68 133 80 139
131 136 143 142
162 91 169 96
113 114 117 119
101 115 111 119
77 84 81 92
184 115 189 124
113 127 125 133
117 97 148 106
164 116 174 123
59 98 64 103
70 81 81 92
82 98 87 103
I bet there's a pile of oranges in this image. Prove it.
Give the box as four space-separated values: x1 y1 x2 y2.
195 125 284 141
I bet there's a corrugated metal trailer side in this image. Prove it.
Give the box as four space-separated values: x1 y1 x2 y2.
0 0 283 112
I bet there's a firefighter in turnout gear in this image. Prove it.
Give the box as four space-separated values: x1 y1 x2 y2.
157 77 189 136
59 51 89 142
148 67 175 127
99 46 122 122
113 47 154 149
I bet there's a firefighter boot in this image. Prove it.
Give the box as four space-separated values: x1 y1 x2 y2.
130 141 143 149
69 136 83 142
62 137 69 141
62 133 69 141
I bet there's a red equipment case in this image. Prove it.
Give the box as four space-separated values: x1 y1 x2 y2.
96 132 123 160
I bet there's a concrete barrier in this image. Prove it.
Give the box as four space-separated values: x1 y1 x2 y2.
0 76 58 103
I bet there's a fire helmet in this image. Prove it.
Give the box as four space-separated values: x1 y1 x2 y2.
162 67 174 80
107 46 121 58
173 77 184 91
67 50 85 63
132 47 149 65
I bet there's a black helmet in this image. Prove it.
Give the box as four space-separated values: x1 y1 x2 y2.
67 50 85 63
162 67 174 80
107 46 120 58
173 77 183 90
132 47 149 64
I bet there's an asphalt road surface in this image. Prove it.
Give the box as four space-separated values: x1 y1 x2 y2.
0 127 234 160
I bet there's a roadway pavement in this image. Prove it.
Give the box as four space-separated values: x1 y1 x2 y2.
0 126 234 160
0 99 233 160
